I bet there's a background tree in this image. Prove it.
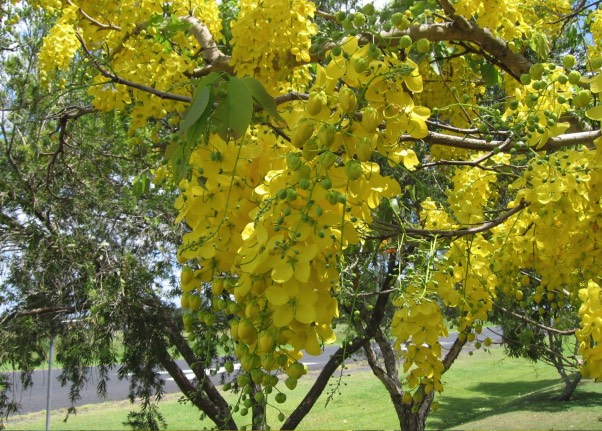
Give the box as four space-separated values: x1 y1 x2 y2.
4 0 602 430
0 5 237 430
491 281 583 401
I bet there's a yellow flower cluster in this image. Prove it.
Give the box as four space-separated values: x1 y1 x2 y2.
229 0 318 93
175 37 439 385
453 0 529 40
485 144 602 363
589 10 602 67
454 0 569 42
38 5 80 80
418 56 482 128
391 294 446 395
448 161 498 224
503 64 572 148
577 280 602 381
519 0 572 39
38 0 222 130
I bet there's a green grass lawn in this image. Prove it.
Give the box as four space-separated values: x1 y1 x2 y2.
5 347 602 430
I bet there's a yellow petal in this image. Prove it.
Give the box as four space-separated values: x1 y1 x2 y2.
295 302 316 324
305 332 322 356
241 222 255 241
586 105 602 121
404 72 423 93
273 304 295 327
316 323 336 344
402 149 420 170
265 284 289 306
272 261 294 283
294 261 311 283
409 117 429 139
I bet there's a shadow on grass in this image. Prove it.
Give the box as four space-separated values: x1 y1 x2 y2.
428 379 602 430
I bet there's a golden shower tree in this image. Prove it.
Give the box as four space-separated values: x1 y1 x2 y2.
29 0 602 428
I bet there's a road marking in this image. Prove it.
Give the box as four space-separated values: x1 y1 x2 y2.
164 362 318 381
165 364 241 381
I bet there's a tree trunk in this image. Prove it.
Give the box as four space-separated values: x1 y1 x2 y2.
362 331 435 431
547 333 582 401
251 384 266 430
555 372 582 401
399 394 434 431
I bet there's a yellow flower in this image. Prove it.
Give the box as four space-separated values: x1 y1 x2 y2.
265 280 318 326
270 242 318 284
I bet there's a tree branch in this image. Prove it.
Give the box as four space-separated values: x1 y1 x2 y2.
0 306 78 326
180 16 232 74
156 351 236 430
379 6 531 80
65 0 121 31
420 135 514 169
159 309 236 430
493 303 578 335
442 335 467 371
75 33 192 104
399 129 601 152
372 198 529 240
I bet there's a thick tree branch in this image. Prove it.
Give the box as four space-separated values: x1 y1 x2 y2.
399 129 601 152
379 0 531 80
181 16 232 74
442 335 467 371
156 351 236 430
159 309 236 430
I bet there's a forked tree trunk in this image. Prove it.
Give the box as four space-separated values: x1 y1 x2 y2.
362 333 435 431
364 331 467 431
400 393 434 431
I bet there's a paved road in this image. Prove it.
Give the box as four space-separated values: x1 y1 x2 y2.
4 328 501 414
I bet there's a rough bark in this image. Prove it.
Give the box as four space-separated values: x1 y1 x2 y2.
159 302 237 430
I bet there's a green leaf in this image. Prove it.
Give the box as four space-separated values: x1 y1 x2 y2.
482 63 501 87
212 76 253 140
180 85 211 133
240 76 287 126
195 71 223 89
530 33 550 60
149 14 164 26
170 144 193 183
133 175 143 198
186 98 212 147
163 16 192 35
